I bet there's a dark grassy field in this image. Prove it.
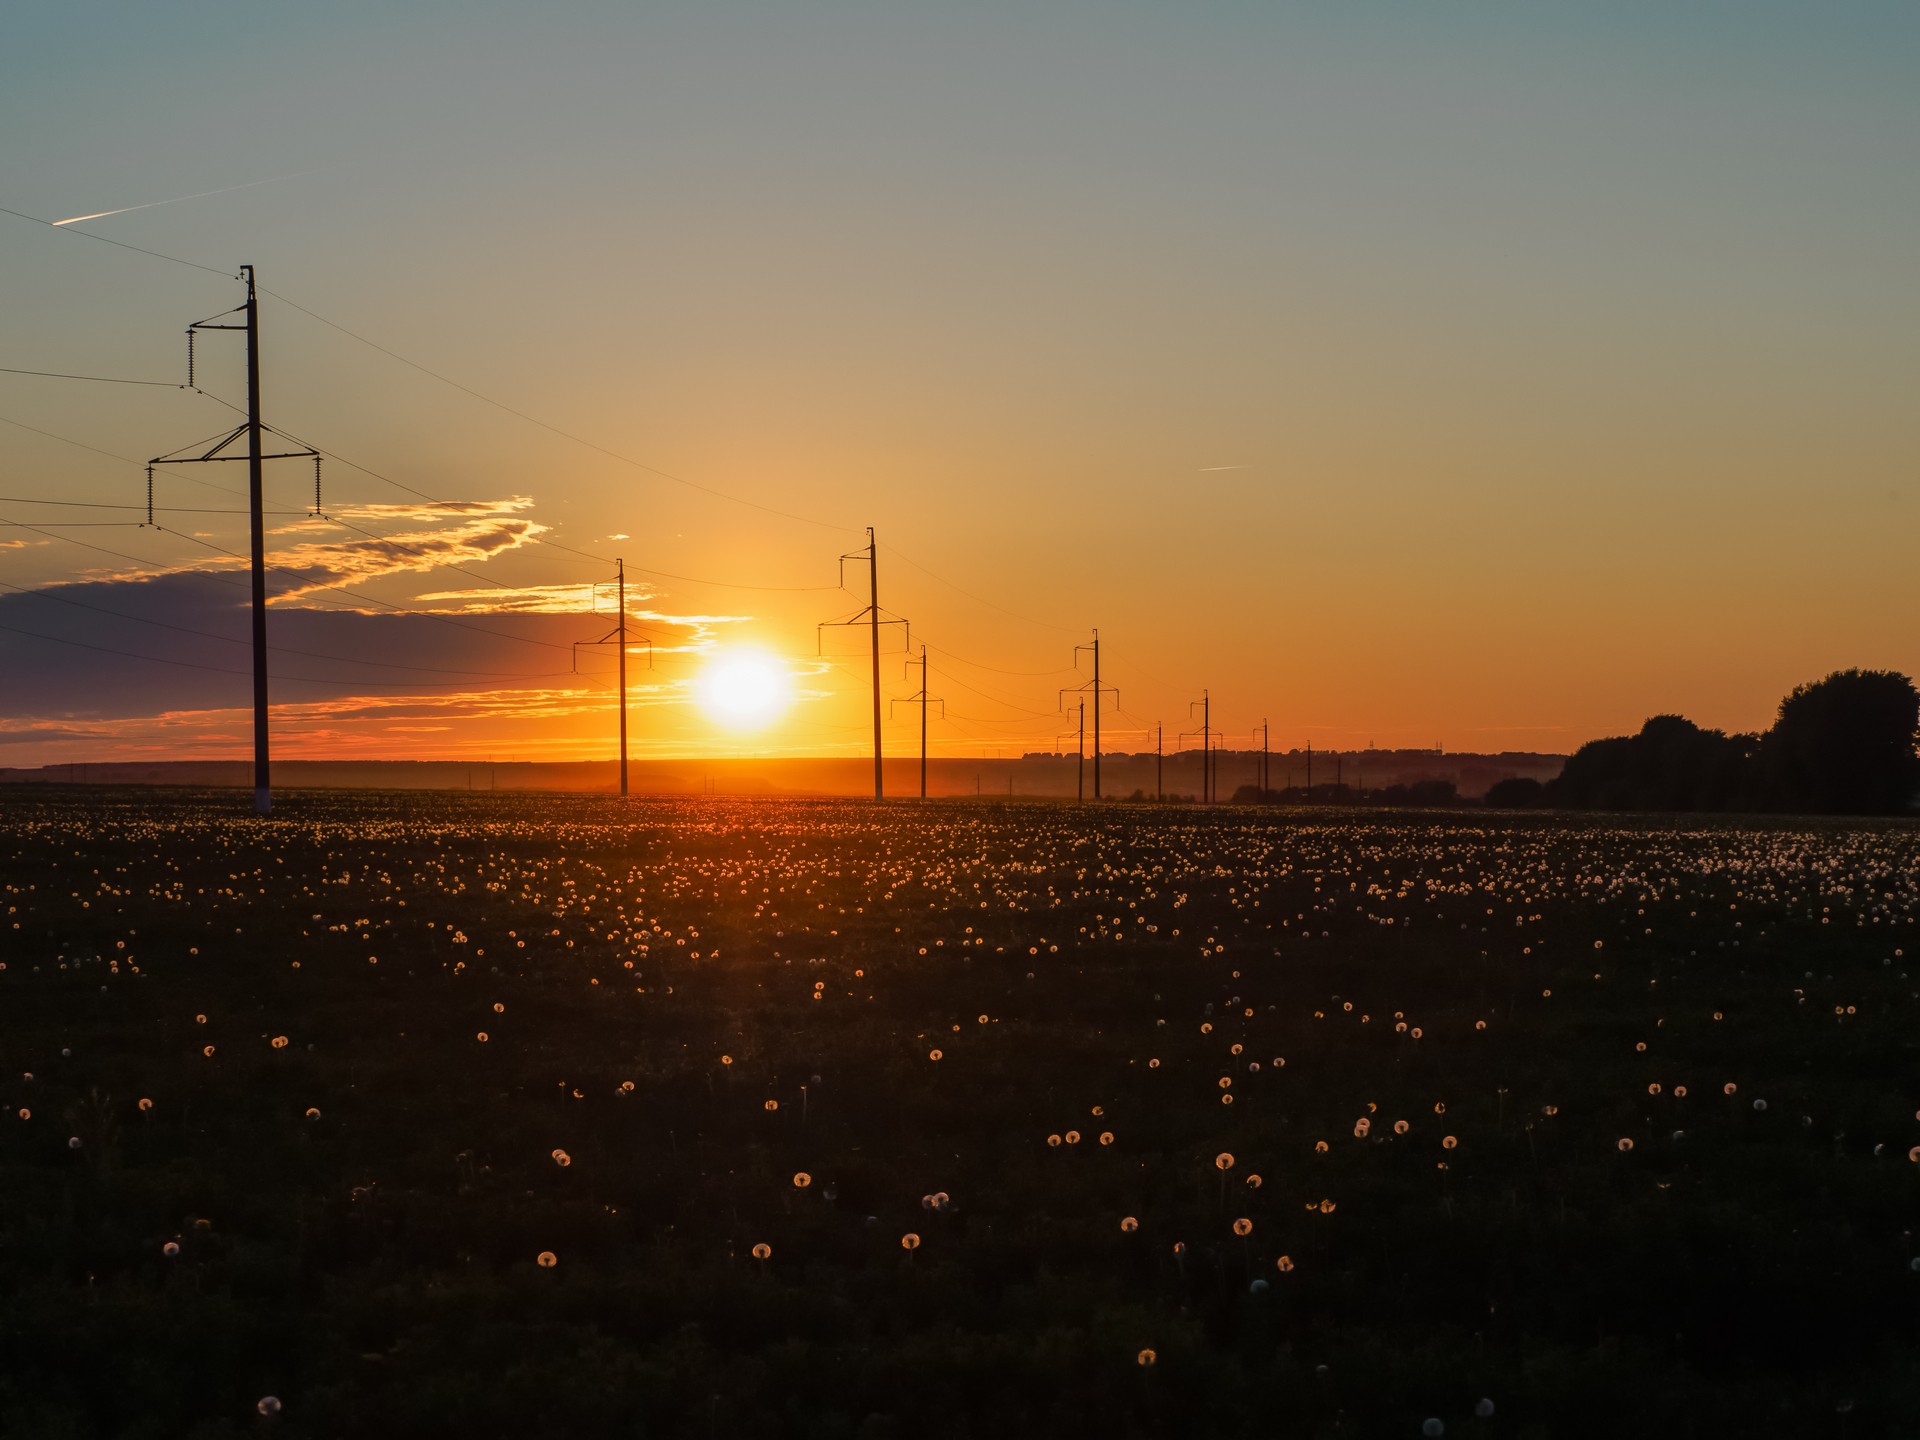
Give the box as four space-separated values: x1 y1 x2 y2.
2 787 1917 1438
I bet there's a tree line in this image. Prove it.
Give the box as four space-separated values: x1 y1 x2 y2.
1487 668 1919 816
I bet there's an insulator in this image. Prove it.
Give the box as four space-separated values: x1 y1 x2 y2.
186 330 196 390
312 455 323 517
144 465 154 528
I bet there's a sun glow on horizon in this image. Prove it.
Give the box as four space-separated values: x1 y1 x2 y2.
696 650 792 731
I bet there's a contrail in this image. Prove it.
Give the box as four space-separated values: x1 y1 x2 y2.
1198 465 1249 472
53 169 320 227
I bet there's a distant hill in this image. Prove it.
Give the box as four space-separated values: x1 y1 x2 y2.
0 749 1564 802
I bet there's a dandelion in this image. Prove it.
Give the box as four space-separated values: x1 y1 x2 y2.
793 1172 811 1188
537 1250 558 1268
901 1233 921 1251
1318 1199 1336 1214
257 1397 282 1418
551 1149 571 1167
1314 1140 1329 1154
138 1098 153 1113
1753 1099 1768 1113
1136 1348 1156 1366
1442 1136 1458 1150
1120 1216 1139 1232
1276 1254 1294 1272
1215 1152 1234 1171
752 1242 772 1260
929 1049 943 1062
1245 1174 1262 1189
1475 1399 1495 1419
1047 1133 1063 1148
1724 1083 1737 1096
67 1136 81 1150
476 1032 488 1043
765 1100 779 1112
305 1108 321 1121
1233 1218 1253 1236
1065 1129 1082 1145
1618 1138 1634 1152
1393 1120 1409 1135
162 1241 180 1257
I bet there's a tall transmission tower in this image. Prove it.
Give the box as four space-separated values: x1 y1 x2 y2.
148 266 315 817
889 644 944 798
574 558 652 797
1156 721 1164 803
1258 719 1270 796
818 526 907 800
1058 628 1118 799
1181 691 1215 803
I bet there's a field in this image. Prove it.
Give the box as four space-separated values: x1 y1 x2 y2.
2 788 1917 1438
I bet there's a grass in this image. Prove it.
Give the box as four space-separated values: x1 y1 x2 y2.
1 786 1916 1438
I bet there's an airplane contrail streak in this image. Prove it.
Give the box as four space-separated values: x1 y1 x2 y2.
52 169 321 227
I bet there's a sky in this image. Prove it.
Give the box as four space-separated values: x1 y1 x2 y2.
2 1 1916 767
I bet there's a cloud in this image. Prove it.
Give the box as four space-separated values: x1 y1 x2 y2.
412 583 611 614
264 517 547 599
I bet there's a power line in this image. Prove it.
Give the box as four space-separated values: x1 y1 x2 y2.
0 494 307 516
882 541 1078 635
0 204 238 279
0 576 573 679
0 365 181 387
0 616 572 690
259 286 859 536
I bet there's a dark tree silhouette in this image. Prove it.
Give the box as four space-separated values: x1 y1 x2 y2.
1762 668 1920 815
1548 716 1756 811
1484 776 1545 808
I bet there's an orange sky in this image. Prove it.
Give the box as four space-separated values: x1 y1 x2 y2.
2 3 1916 767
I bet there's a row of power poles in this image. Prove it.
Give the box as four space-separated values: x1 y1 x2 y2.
136 272 1296 814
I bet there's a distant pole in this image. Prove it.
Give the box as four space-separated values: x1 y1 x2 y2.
617 557 629 798
1306 741 1313 798
1156 722 1163 802
1077 700 1085 804
1204 691 1211 803
241 266 270 816
1261 719 1269 796
868 529 883 800
919 644 928 799
1091 629 1101 800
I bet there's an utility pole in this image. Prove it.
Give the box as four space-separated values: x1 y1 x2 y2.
1077 701 1085 803
1059 628 1118 800
148 266 315 817
1182 692 1213 803
1156 722 1163 802
1260 719 1270 796
889 644 943 798
574 558 651 796
618 559 628 796
1306 741 1313 799
819 527 907 801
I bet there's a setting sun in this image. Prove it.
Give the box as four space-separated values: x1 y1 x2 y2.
696 651 791 730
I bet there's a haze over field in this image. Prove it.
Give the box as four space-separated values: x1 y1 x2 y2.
3 2 1916 767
